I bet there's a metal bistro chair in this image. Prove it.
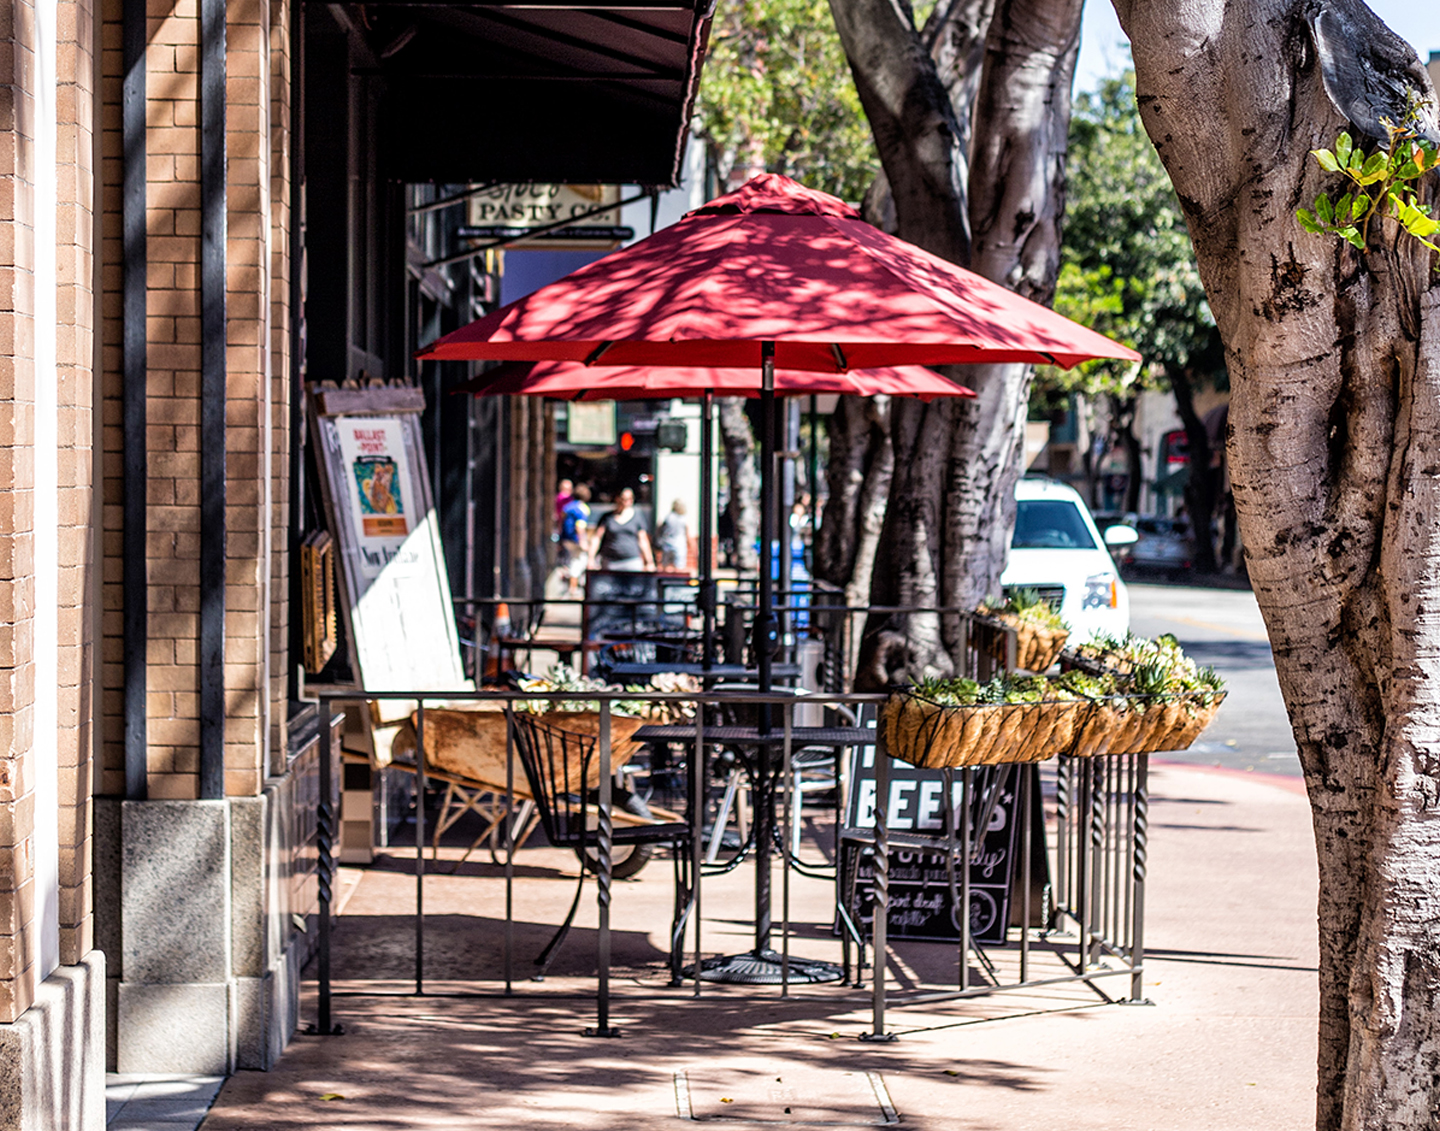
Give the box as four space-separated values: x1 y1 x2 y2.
510 712 696 984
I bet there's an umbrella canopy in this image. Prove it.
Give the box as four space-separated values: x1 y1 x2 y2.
458 360 977 401
416 174 1139 371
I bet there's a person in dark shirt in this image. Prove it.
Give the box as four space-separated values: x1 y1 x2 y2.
589 487 654 571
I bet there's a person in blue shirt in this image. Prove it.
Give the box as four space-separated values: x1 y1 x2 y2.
559 483 591 596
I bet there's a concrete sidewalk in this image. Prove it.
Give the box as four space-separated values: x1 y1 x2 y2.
199 763 1319 1130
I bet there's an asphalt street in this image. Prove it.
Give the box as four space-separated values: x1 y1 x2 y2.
1126 581 1301 776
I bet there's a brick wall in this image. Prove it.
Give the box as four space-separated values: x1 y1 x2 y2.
224 0 272 798
267 0 289 775
1 0 97 1021
98 0 288 800
98 0 124 796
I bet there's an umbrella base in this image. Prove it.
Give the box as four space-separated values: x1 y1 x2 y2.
684 948 844 985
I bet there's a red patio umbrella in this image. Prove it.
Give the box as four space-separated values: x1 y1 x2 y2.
417 175 1138 372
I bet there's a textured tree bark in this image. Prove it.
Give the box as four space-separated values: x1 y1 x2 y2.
717 396 760 571
815 394 893 603
944 0 1082 612
833 0 1082 686
845 399 895 613
1116 1 1440 1126
861 0 996 234
815 395 872 586
828 0 972 266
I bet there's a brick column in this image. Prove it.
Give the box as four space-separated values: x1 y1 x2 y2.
97 0 309 1076
223 0 270 799
55 0 98 970
267 0 290 773
0 0 42 1027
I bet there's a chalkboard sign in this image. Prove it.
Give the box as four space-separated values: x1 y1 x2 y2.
840 742 1046 945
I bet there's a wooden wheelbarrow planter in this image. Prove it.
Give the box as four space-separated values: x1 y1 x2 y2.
388 707 677 867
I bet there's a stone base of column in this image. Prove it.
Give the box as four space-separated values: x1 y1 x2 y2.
0 952 107 1131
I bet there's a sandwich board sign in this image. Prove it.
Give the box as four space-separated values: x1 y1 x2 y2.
841 741 1046 946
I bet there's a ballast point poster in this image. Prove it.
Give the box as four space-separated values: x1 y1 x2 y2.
336 419 414 579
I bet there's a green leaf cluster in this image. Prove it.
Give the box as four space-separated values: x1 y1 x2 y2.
693 0 879 202
1297 123 1440 258
1040 66 1217 401
516 663 650 718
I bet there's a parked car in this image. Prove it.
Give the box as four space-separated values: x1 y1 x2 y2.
1002 479 1136 644
1125 516 1196 573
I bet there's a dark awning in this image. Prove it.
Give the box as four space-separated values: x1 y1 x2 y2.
318 0 713 185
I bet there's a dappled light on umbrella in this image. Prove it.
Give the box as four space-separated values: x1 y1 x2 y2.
416 175 1140 371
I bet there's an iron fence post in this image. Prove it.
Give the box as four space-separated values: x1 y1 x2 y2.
586 698 620 1036
504 702 515 995
315 696 336 1035
862 724 895 1041
416 700 426 995
1130 754 1151 1003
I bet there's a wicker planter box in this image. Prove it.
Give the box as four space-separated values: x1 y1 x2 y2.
978 613 1070 673
883 690 1225 769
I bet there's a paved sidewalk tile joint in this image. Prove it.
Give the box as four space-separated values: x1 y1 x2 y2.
106 1074 226 1130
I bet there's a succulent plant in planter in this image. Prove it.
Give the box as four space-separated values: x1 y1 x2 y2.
978 589 1070 672
884 635 1226 768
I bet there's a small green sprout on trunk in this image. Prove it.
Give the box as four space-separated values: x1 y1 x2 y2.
1298 121 1440 255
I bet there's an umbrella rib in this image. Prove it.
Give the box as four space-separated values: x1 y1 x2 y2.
830 342 848 372
585 342 615 365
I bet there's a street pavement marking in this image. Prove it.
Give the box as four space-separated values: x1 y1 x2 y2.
1156 614 1271 642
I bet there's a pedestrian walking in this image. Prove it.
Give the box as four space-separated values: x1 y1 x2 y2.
657 499 690 571
589 487 655 572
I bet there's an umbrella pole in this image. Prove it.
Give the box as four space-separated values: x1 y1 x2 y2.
808 394 818 575
756 342 776 953
700 391 714 675
685 346 836 985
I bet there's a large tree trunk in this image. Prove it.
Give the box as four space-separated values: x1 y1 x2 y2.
832 0 1083 687
1111 393 1144 513
1169 368 1220 573
815 394 893 602
860 0 996 234
717 396 760 571
828 0 972 267
1117 1 1440 1126
944 0 1080 614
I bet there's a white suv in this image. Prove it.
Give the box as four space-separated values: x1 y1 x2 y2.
1001 478 1134 644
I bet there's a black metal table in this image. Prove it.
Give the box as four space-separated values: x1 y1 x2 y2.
605 662 803 680
634 722 874 984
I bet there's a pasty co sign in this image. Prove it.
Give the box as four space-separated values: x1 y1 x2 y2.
463 184 632 249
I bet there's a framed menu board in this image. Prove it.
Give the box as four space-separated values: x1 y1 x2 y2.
309 392 468 693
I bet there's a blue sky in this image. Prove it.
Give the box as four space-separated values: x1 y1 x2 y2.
1076 3 1440 92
